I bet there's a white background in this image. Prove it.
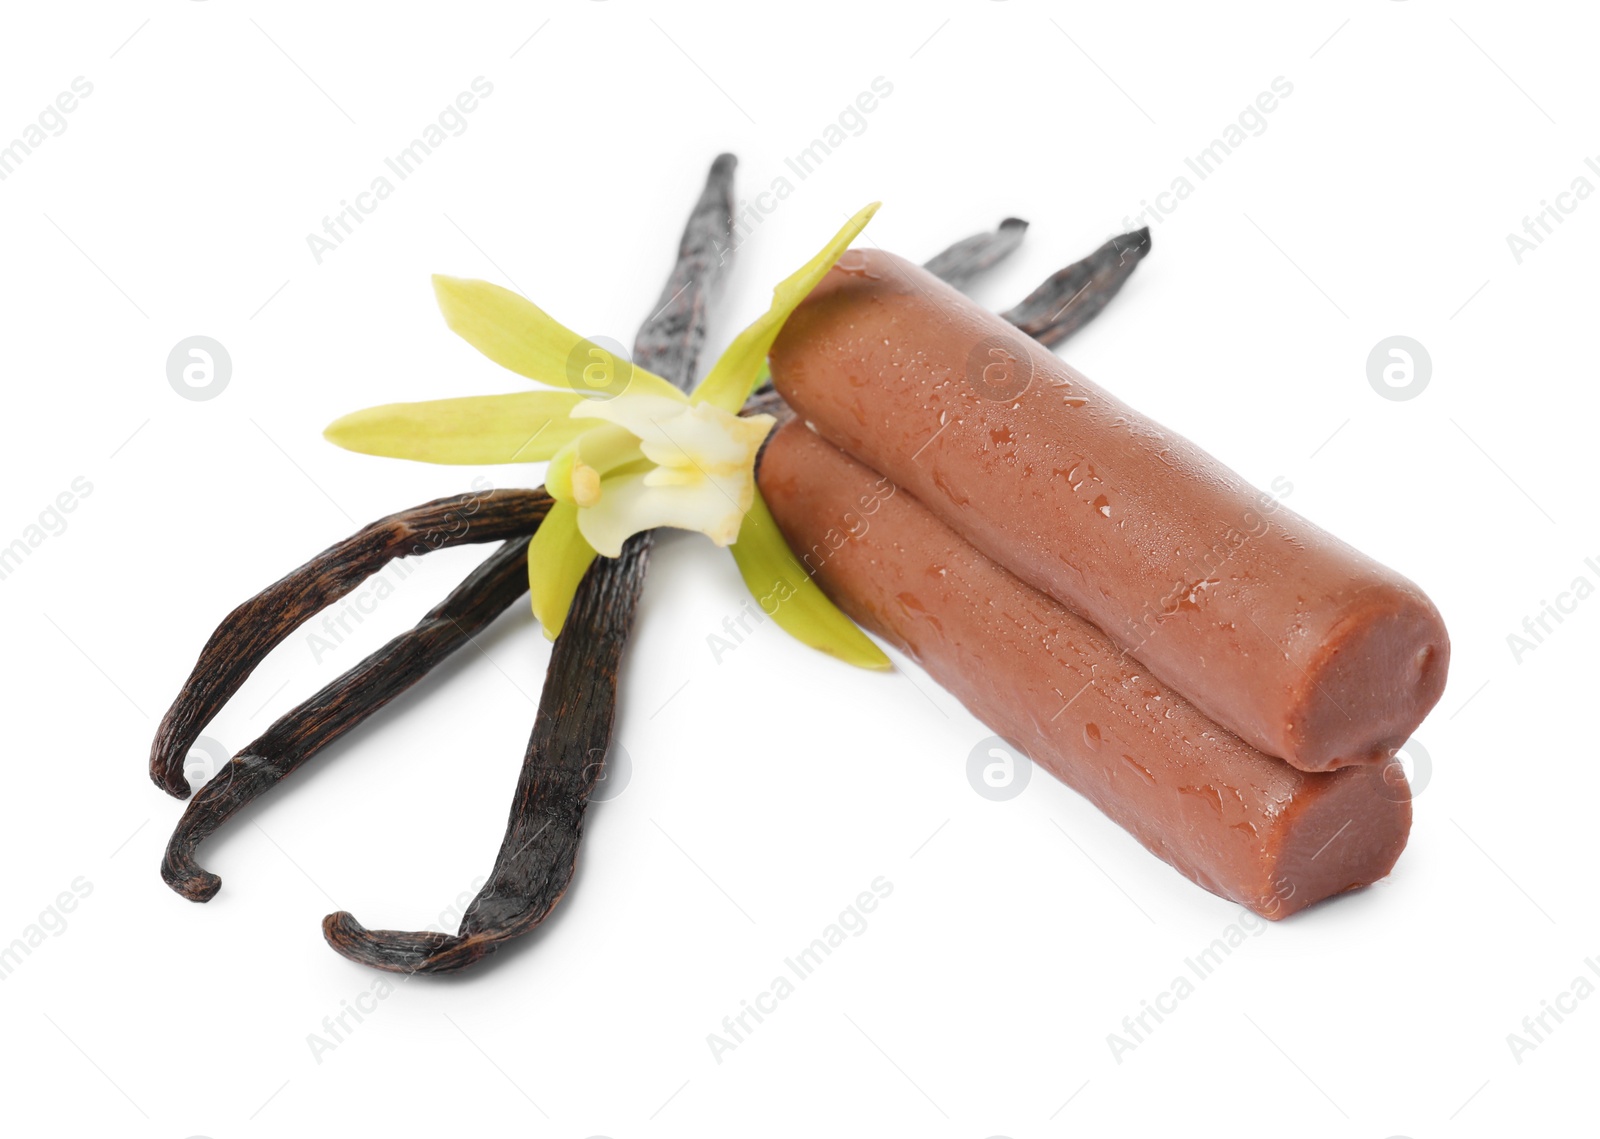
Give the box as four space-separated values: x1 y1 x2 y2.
1 2 1593 1135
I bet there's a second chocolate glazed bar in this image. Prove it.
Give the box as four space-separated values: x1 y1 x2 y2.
759 421 1412 917
769 249 1450 772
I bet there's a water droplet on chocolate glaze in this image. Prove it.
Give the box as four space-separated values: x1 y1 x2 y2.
834 249 880 278
1121 755 1156 785
1178 784 1224 815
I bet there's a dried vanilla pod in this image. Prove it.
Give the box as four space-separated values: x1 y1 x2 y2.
162 537 537 902
922 216 1029 290
320 153 739 972
149 487 552 798
1001 227 1151 347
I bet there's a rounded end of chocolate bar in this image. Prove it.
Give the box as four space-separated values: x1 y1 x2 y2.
1260 765 1413 919
1287 588 1450 772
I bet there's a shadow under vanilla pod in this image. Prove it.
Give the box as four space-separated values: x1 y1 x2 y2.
150 152 1151 973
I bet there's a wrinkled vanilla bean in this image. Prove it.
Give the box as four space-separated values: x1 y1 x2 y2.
149 488 552 798
322 153 740 973
1001 227 1151 347
162 538 537 902
921 216 1028 289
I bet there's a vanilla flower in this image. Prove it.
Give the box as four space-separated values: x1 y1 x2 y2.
549 393 775 555
324 203 888 668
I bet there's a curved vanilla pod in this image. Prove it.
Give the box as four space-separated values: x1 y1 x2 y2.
322 522 654 971
1001 228 1150 346
162 538 536 902
149 488 553 798
321 153 738 973
922 217 1028 289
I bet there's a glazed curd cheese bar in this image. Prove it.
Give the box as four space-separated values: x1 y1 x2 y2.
759 420 1411 918
769 249 1449 772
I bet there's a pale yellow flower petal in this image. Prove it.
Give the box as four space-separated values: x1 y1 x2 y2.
432 275 684 401
526 501 598 640
323 391 588 465
689 202 880 412
728 488 890 669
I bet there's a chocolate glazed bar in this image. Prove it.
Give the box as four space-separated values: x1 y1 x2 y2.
758 420 1410 918
769 250 1449 772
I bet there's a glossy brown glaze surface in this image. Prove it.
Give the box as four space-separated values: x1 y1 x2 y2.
769 249 1449 771
759 421 1411 918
